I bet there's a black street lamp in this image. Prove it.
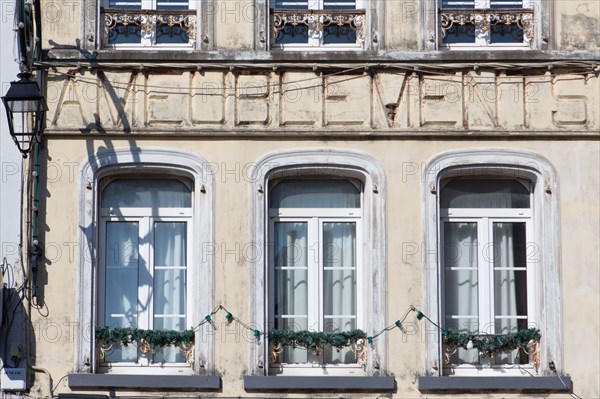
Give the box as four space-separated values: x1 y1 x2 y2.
2 72 47 157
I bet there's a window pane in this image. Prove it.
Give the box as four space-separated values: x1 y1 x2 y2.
323 223 356 331
493 222 527 325
440 0 475 8
490 23 524 43
274 222 308 267
154 222 187 267
270 179 360 208
108 0 141 9
274 0 308 9
445 316 481 364
323 317 357 364
441 179 530 208
273 223 308 327
156 25 190 44
443 222 479 365
102 178 191 208
108 25 142 45
442 24 476 44
276 317 309 363
323 222 356 366
104 222 139 363
323 24 357 44
153 222 187 363
157 0 189 10
153 316 186 363
490 0 523 9
274 25 310 44
323 0 356 10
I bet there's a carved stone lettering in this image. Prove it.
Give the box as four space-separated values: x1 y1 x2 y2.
497 76 526 130
43 69 599 135
49 76 90 129
420 77 462 127
191 71 226 125
145 73 190 127
372 73 411 128
525 74 554 129
324 74 370 127
465 72 498 129
279 72 321 127
97 71 140 131
236 74 270 125
553 76 590 127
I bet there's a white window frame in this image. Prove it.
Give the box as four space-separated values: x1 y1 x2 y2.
422 149 563 378
270 0 367 51
267 183 364 375
437 0 537 50
97 185 194 373
248 149 386 377
440 188 537 375
100 0 198 50
75 148 215 375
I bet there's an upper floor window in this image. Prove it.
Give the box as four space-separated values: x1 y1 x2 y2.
101 0 197 48
271 0 366 49
439 0 534 49
98 177 194 371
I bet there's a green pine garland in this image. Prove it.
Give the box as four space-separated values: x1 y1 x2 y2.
442 327 541 356
268 329 366 351
95 326 195 349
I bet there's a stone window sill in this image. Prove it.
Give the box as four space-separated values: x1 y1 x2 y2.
67 374 221 390
243 376 395 392
418 376 573 392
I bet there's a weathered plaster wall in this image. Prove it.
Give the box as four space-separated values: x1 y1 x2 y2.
40 1 82 49
555 0 600 50
36 1 600 52
43 69 600 135
31 137 599 398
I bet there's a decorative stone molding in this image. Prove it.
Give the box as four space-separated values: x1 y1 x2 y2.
102 8 196 46
440 8 534 43
271 9 365 44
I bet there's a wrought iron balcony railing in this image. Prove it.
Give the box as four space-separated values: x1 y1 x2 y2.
440 8 534 44
101 8 196 47
271 9 366 46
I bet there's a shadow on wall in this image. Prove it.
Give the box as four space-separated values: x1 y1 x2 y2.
0 286 36 389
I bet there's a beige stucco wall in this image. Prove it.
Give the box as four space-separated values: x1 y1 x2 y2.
22 1 600 397
30 137 599 398
37 1 600 51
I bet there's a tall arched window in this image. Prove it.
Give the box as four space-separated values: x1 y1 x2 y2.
268 179 362 366
421 149 562 381
440 178 535 367
98 177 193 369
247 149 388 382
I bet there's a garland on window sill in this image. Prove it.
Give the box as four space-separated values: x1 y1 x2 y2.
414 308 542 366
442 328 541 356
94 304 259 352
95 326 195 349
268 329 366 353
94 305 542 368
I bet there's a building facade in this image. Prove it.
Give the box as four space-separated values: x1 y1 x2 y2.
1 0 599 397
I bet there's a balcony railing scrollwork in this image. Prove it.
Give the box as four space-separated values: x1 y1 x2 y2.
101 8 196 47
271 9 366 45
440 8 534 43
